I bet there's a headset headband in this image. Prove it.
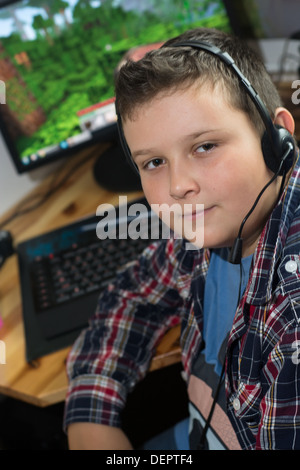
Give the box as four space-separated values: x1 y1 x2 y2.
170 41 280 160
117 38 295 176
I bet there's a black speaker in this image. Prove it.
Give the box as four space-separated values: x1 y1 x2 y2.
0 230 14 268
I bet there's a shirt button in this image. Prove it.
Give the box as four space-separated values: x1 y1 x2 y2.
285 260 298 273
233 398 241 411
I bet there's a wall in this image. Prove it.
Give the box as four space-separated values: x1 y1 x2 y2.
259 38 300 77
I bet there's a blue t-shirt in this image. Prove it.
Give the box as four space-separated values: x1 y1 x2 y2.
143 247 253 451
202 247 253 376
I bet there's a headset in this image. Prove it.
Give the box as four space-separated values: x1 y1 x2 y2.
116 40 296 263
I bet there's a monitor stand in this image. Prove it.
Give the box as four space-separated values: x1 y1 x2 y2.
93 141 142 193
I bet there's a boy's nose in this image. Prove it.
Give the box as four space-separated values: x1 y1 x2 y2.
169 163 200 200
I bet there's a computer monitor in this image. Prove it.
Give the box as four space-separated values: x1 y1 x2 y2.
0 0 232 191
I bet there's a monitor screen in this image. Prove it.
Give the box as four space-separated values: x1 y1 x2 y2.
0 0 232 174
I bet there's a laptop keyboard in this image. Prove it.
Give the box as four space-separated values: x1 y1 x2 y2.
17 197 167 361
30 237 152 313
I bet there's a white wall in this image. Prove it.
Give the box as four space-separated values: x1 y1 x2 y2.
259 38 300 76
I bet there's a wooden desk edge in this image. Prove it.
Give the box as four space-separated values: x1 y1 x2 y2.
149 346 182 372
0 341 182 408
0 384 66 408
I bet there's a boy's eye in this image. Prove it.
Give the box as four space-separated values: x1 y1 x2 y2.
195 143 215 153
143 158 164 170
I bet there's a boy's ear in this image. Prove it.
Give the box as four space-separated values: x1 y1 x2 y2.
274 107 295 135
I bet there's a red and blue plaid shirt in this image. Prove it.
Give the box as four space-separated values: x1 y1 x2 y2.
64 154 300 450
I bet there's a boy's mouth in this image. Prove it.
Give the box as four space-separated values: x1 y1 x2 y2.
182 208 205 220
181 205 215 220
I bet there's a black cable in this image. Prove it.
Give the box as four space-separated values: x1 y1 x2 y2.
197 359 226 450
237 165 283 240
228 143 293 265
0 148 98 231
197 259 245 450
197 146 292 447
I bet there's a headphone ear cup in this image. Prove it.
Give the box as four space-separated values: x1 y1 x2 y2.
277 126 296 173
117 114 140 175
261 130 280 174
261 126 295 176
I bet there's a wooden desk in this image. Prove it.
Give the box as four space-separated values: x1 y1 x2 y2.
0 144 181 407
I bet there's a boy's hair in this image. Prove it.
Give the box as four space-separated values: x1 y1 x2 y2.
115 28 282 137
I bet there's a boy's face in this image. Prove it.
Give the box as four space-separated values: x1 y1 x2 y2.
123 84 282 256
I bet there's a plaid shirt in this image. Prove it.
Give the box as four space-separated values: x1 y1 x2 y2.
64 155 300 450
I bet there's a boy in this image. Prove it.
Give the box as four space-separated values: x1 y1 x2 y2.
64 28 300 450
